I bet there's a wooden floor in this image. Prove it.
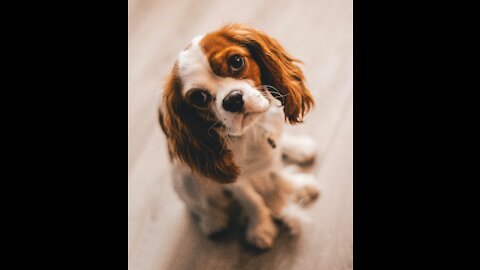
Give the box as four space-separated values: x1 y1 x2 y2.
128 0 352 269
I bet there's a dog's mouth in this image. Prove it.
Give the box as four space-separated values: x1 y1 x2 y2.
221 111 265 137
242 112 262 128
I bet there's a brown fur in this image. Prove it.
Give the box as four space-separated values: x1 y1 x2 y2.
202 23 314 124
200 35 262 86
159 64 240 183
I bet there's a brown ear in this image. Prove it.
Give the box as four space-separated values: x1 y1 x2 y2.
158 64 240 183
224 24 314 124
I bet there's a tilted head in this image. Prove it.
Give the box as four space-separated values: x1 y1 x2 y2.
159 24 314 183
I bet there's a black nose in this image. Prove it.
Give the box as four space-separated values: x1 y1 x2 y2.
222 90 244 113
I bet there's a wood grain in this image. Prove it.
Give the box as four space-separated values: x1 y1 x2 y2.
128 0 352 269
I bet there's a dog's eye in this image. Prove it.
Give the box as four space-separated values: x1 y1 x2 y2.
228 55 244 72
189 90 211 108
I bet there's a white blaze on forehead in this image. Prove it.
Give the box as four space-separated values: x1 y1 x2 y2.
177 34 218 94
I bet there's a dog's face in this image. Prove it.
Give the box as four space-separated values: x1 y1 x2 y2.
179 33 269 136
159 24 314 183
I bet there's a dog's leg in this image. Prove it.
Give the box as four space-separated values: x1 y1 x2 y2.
229 180 278 249
281 134 317 164
263 171 317 235
173 170 231 237
280 165 320 208
279 202 311 235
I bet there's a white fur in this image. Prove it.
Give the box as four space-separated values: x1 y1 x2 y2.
281 134 317 163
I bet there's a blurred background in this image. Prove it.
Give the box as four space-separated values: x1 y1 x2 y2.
128 0 352 269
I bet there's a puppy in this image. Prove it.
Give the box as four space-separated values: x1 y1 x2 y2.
159 24 320 249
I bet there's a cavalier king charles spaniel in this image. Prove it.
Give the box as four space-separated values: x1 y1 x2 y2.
159 24 320 249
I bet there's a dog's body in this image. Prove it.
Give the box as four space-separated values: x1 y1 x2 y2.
159 24 320 249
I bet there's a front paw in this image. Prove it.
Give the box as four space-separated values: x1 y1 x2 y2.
294 185 320 207
282 215 302 236
287 173 320 207
246 219 278 250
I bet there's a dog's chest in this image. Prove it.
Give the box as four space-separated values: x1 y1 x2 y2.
229 108 284 176
230 134 278 176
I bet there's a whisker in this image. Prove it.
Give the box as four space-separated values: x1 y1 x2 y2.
256 85 288 106
266 88 289 98
207 120 221 135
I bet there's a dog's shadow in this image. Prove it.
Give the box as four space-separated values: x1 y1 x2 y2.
164 209 303 270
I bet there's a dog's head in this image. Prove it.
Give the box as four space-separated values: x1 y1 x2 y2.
159 24 314 183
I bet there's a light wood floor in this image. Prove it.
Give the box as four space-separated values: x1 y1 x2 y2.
128 0 352 269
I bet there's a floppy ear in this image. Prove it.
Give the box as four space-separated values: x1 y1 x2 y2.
158 64 240 183
225 24 314 124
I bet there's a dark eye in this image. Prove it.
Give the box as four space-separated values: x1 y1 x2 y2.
228 55 244 71
189 90 211 108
